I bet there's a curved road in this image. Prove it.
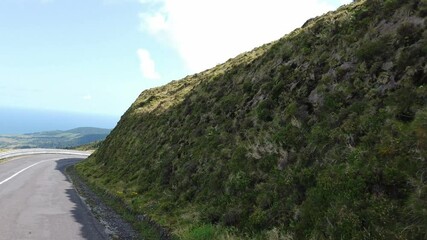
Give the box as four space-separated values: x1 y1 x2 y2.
0 150 107 240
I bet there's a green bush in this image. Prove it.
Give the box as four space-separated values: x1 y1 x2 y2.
256 99 275 121
397 22 422 46
356 37 391 63
182 225 218 240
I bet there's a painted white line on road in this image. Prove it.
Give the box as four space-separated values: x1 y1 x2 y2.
0 160 50 185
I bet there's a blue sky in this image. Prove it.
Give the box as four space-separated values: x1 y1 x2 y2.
0 0 350 118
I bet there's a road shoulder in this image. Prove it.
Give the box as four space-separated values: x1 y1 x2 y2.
65 165 140 239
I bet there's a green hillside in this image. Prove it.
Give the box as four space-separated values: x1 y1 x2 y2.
0 127 111 149
77 0 427 239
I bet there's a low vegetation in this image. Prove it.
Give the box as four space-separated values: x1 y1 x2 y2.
77 0 427 239
72 140 104 151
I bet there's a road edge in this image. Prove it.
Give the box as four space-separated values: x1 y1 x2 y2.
66 164 175 240
65 165 141 239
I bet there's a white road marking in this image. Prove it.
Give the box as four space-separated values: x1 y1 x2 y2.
0 160 50 185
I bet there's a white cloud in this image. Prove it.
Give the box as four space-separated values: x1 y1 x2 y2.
137 48 161 80
82 95 93 101
139 12 168 34
138 0 161 3
139 0 352 73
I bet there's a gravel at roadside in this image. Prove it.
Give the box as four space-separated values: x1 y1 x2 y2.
65 166 141 240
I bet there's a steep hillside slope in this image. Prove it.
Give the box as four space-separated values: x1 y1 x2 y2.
77 0 427 238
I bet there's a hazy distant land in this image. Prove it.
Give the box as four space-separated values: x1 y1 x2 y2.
0 127 111 149
0 108 118 134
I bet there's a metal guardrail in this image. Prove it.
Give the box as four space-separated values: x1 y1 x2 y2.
0 149 92 160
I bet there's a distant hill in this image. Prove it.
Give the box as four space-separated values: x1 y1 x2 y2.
77 0 427 239
0 108 118 134
0 127 111 149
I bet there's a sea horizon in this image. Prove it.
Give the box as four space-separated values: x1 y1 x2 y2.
0 107 119 134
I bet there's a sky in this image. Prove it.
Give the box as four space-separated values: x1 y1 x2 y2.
0 0 351 119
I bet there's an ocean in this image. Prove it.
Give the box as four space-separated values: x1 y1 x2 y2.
0 108 120 134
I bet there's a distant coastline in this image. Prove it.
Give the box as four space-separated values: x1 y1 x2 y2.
0 107 119 134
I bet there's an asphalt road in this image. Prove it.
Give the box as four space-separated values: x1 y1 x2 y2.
0 151 107 240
